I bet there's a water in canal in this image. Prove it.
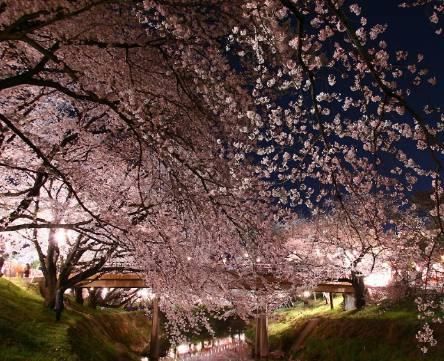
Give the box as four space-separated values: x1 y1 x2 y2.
141 334 251 360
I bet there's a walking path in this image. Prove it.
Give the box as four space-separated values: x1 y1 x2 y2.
185 349 251 361
160 342 251 361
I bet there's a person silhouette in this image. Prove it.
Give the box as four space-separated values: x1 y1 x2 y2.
24 263 31 278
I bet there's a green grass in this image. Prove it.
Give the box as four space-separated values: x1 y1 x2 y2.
265 296 444 361
263 296 344 350
0 278 150 361
0 277 75 361
269 296 344 336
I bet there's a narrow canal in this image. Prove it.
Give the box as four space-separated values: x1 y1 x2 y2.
141 334 251 361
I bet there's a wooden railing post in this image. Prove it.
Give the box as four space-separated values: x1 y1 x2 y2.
150 296 160 361
259 311 269 358
254 307 269 359
254 313 260 358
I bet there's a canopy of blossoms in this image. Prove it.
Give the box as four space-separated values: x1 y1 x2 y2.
0 0 443 350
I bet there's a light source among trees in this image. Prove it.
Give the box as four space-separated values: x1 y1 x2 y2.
0 0 443 352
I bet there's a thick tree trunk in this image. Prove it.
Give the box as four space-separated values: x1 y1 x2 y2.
44 229 59 309
88 289 99 309
351 271 366 309
0 256 4 277
44 274 58 308
55 288 65 321
74 288 84 305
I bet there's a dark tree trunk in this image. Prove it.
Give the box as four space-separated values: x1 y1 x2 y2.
351 271 366 309
0 256 4 277
74 288 84 304
44 274 57 309
88 289 99 309
55 288 65 321
44 229 59 309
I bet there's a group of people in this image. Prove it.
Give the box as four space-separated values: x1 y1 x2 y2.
0 253 31 279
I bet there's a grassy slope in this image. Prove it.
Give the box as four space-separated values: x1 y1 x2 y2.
0 278 149 361
268 297 444 361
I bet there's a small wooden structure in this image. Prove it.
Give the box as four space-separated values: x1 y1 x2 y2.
150 297 161 361
313 281 354 294
254 310 269 359
313 281 355 311
30 273 355 360
76 273 148 288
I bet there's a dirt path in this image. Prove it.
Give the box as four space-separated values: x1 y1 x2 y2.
159 343 252 361
187 349 252 361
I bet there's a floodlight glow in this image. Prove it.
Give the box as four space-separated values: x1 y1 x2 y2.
138 288 155 300
55 230 66 246
365 270 392 287
138 289 149 299
303 290 311 298
176 343 189 354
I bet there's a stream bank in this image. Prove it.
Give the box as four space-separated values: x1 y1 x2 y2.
0 278 150 361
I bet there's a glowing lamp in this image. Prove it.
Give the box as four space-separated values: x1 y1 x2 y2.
365 270 392 287
138 289 149 299
176 344 189 354
55 230 66 246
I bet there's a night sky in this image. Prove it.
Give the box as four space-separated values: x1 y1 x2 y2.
364 1 444 192
364 0 444 106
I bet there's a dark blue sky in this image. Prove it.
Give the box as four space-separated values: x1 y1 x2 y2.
364 1 444 191
229 1 444 206
364 0 444 101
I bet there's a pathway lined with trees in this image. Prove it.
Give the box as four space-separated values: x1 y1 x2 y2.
1 0 444 359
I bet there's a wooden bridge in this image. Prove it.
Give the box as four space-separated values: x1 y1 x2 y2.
56 272 354 294
77 273 147 288
30 272 354 360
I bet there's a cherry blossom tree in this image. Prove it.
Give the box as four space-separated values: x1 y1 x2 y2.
107 0 444 350
1 0 444 351
309 194 399 308
0 0 277 324
144 0 444 286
